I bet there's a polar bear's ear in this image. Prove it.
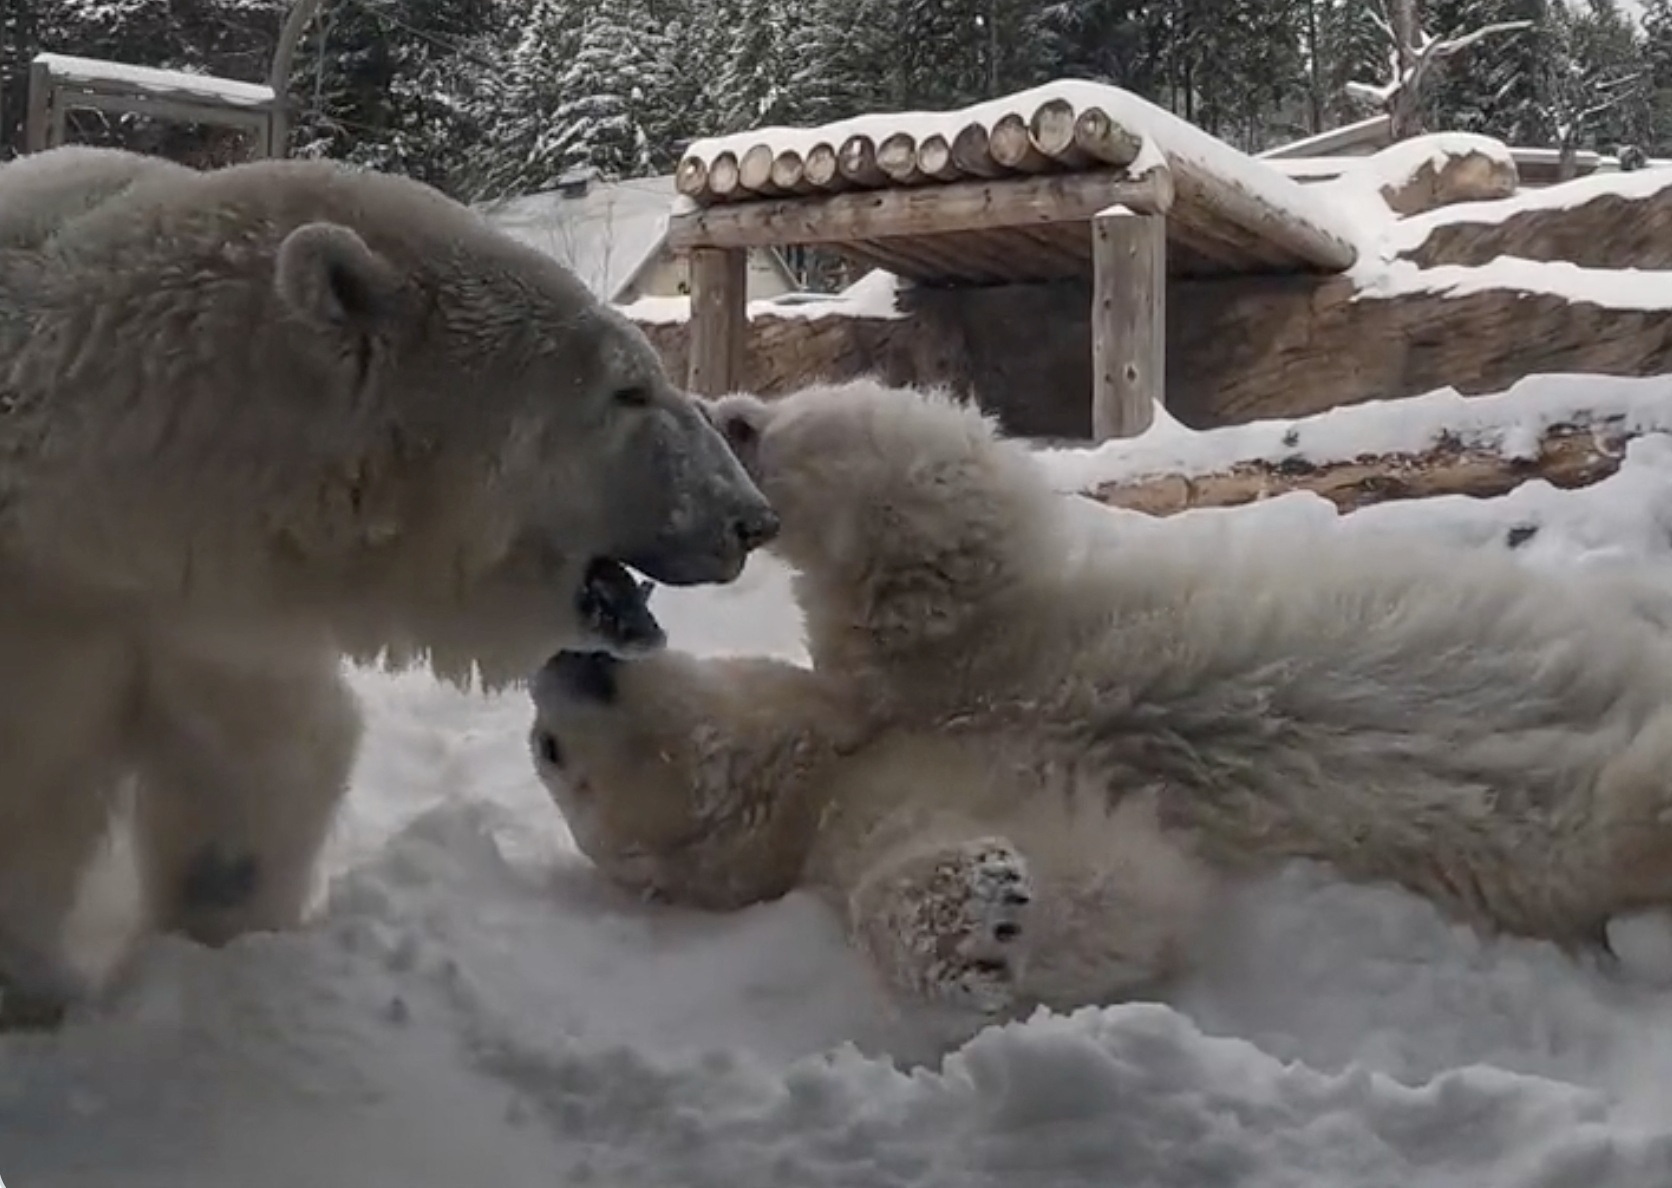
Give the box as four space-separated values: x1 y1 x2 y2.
274 222 399 332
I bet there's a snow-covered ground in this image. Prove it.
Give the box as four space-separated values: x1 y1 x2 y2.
11 376 1672 1187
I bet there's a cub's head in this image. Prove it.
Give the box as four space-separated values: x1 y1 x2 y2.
703 380 1064 652
215 161 776 655
529 648 841 909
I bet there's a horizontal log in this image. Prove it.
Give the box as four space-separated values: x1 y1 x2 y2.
915 133 963 182
951 123 1005 178
1030 98 1091 167
877 131 926 185
708 151 741 200
1071 107 1144 168
838 134 888 188
803 142 847 191
1085 421 1631 515
738 143 779 194
666 167 1174 250
676 154 711 201
769 149 814 194
990 111 1053 172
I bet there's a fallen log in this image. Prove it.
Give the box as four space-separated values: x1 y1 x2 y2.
1085 421 1634 516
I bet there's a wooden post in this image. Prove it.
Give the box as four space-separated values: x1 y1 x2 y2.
25 62 52 154
687 247 747 397
1091 204 1166 441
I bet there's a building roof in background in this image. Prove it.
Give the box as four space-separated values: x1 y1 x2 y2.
478 174 678 303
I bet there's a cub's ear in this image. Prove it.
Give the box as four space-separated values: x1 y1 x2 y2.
274 221 400 332
704 393 770 471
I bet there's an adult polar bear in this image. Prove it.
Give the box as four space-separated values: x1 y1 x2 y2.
0 148 776 1023
530 379 1672 1023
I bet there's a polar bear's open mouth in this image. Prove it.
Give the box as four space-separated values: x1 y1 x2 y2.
575 557 665 654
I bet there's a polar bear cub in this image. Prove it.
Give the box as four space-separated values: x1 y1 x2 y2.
532 378 1672 1019
531 648 1217 1016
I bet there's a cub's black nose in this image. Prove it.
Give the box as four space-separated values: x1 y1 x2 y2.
734 506 780 552
546 650 619 704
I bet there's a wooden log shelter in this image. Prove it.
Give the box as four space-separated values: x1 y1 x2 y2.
669 85 1361 441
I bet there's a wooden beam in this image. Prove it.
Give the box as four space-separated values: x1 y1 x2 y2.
667 168 1173 251
1168 154 1357 273
1091 205 1165 440
687 248 747 397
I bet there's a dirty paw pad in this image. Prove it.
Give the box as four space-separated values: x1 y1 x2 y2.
911 837 1034 1016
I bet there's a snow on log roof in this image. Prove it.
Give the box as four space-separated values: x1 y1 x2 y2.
675 79 1365 271
32 52 276 107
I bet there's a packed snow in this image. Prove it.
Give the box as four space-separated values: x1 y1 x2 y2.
10 374 1672 1186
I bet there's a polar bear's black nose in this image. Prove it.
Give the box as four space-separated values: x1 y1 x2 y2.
548 649 619 703
734 506 779 553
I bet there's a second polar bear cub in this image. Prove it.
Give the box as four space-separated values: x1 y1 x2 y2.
532 379 1672 1019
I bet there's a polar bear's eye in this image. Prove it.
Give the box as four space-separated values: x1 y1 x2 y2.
535 730 564 768
613 385 652 409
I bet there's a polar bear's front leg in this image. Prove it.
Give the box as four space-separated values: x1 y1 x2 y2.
846 834 1035 1016
131 634 361 947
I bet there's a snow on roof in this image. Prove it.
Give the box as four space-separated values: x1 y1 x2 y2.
679 79 1366 259
1258 114 1392 160
32 52 275 107
622 267 903 325
478 174 680 303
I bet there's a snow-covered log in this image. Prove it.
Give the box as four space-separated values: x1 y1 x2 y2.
1358 134 1518 217
1083 421 1632 516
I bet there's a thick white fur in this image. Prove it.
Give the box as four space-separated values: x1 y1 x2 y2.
532 377 1672 1024
0 150 772 1020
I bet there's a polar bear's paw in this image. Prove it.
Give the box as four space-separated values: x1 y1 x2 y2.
856 835 1034 1017
940 839 1034 1014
